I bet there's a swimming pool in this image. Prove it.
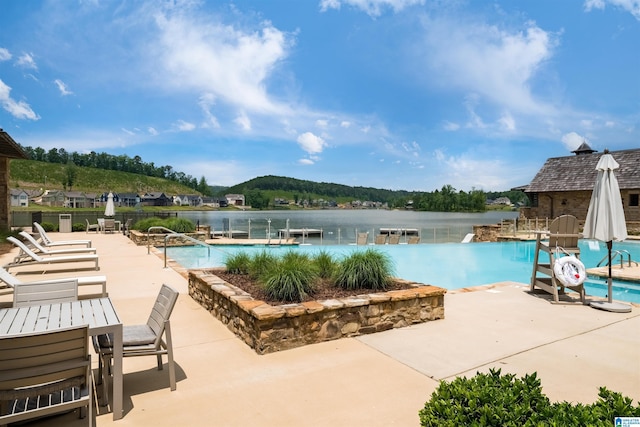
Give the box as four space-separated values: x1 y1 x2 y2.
164 240 640 303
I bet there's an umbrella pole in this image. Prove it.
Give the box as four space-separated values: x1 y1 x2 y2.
607 240 613 303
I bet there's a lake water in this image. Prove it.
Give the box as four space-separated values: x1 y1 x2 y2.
180 209 521 244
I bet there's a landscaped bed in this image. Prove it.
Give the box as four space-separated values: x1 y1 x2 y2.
188 267 446 354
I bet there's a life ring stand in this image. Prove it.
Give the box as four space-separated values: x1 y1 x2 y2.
553 249 586 287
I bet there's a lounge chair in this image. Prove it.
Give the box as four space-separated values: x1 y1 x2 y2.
374 234 387 245
407 236 420 244
85 219 100 234
461 233 475 243
0 266 107 299
530 215 585 303
4 237 100 272
34 222 92 247
0 325 93 426
93 284 179 405
13 279 78 307
388 234 400 244
19 231 97 258
356 232 368 245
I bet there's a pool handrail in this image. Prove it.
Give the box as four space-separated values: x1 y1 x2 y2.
147 226 211 268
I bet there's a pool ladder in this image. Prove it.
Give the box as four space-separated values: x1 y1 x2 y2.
596 250 639 269
147 226 212 268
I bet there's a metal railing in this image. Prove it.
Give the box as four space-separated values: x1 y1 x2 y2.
597 249 639 269
146 226 211 268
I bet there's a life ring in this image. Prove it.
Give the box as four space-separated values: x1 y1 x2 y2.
553 255 586 287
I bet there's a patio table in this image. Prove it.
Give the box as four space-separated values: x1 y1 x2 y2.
0 297 124 420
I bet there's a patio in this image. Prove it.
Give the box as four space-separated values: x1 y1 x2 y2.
1 232 638 426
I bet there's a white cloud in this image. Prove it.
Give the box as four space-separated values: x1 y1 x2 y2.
298 158 315 165
297 131 326 154
319 0 425 17
316 119 328 128
498 112 516 131
234 112 252 131
54 79 73 96
0 48 11 61
418 16 557 115
148 127 158 135
174 119 195 131
340 121 351 128
584 0 640 20
561 131 587 150
15 53 37 70
198 93 220 129
121 128 136 135
153 6 292 115
0 79 40 120
443 121 460 131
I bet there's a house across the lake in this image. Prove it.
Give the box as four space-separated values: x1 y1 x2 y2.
520 144 640 222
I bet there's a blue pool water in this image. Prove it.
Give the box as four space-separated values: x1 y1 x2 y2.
164 240 640 303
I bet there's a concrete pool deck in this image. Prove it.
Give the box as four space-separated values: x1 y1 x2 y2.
1 232 639 426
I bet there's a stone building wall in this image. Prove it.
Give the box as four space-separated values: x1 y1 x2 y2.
188 268 446 354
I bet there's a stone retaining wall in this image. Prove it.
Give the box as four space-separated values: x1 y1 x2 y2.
128 230 207 246
189 268 446 354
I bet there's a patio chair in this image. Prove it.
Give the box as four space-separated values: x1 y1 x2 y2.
388 234 400 244
13 279 78 307
0 325 93 426
356 232 368 245
19 232 97 258
407 236 420 244
103 218 116 233
0 266 107 299
4 237 100 272
93 284 179 405
374 234 387 245
530 215 585 303
85 219 100 234
34 222 92 247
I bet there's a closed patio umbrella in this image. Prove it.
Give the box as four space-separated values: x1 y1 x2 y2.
583 150 631 313
104 192 115 217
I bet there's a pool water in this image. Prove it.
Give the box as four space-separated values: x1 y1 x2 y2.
164 240 640 304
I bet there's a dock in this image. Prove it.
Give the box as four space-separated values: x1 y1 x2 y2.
278 228 323 237
379 227 420 236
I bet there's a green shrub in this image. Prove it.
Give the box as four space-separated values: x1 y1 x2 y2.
133 217 195 233
333 249 394 291
72 222 85 232
248 250 279 280
261 251 317 302
40 222 57 232
419 369 640 426
313 250 336 279
224 252 251 275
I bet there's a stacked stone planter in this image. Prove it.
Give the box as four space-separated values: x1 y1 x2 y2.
189 268 446 354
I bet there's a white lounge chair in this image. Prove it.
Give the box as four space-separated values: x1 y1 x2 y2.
93 284 179 405
0 266 107 299
0 325 93 426
461 233 475 243
4 237 100 272
19 232 97 258
34 222 92 247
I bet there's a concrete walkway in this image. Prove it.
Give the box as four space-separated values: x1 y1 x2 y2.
1 232 639 426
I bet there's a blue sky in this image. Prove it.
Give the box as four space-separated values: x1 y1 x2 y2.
1 0 638 192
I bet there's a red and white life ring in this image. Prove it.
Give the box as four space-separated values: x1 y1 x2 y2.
553 255 586 287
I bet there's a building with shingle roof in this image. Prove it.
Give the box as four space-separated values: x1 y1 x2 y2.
0 129 28 229
520 145 640 222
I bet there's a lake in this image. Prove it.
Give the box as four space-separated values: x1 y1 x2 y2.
179 209 520 244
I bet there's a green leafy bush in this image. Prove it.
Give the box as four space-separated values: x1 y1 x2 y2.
419 369 640 426
72 222 85 232
247 250 279 280
133 217 195 233
224 252 251 275
333 249 394 291
261 251 317 302
313 250 336 279
39 222 57 232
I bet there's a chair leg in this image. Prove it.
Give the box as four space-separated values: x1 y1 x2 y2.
165 321 176 391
